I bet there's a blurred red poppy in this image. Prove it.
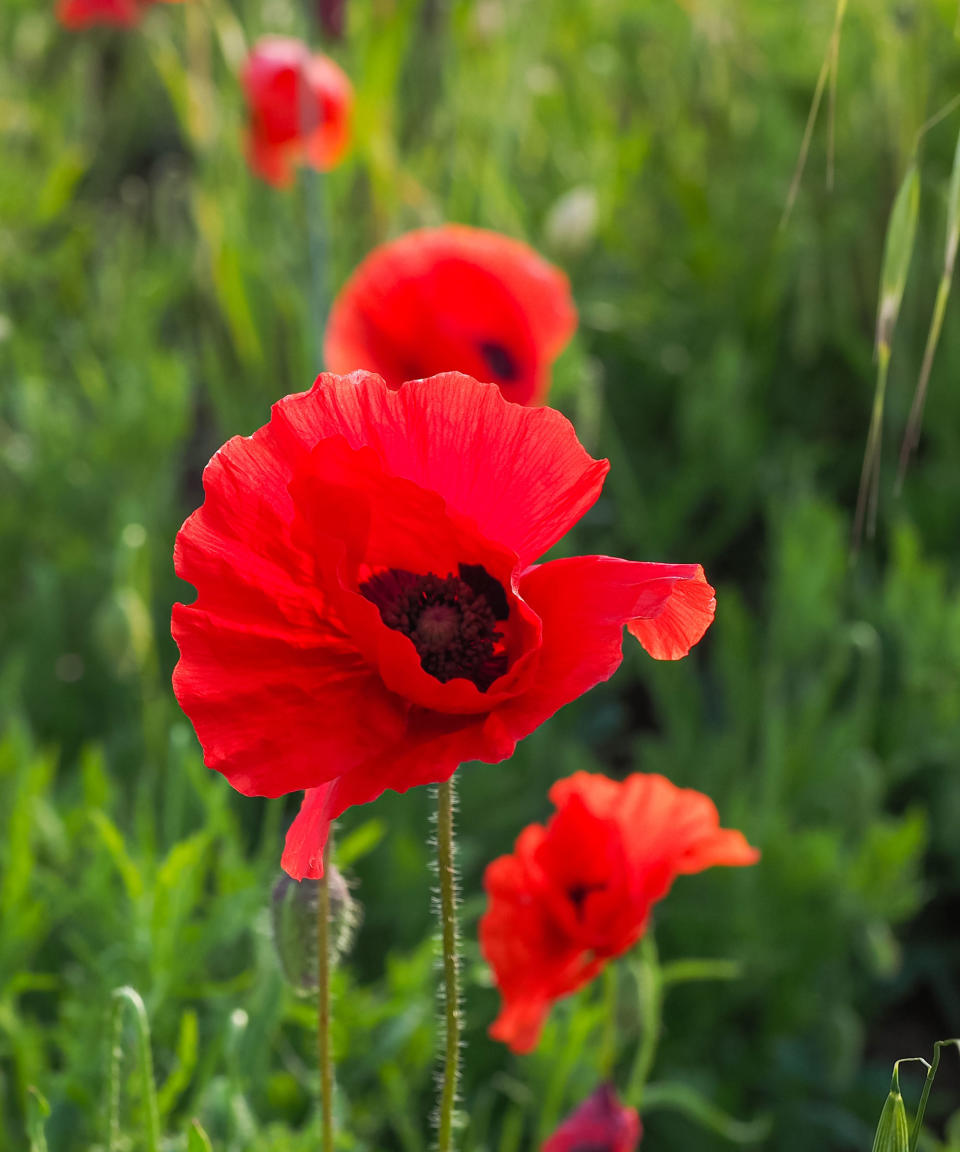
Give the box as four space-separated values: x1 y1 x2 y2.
57 0 178 28
481 771 759 1053
172 372 715 880
241 37 352 187
324 227 577 405
543 1084 640 1152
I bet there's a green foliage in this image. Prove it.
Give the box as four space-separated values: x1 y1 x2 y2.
3 0 960 1150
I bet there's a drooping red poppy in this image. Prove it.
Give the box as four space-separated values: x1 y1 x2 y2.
481 771 759 1053
171 372 716 881
542 1084 641 1152
57 0 178 28
324 227 577 406
241 37 352 187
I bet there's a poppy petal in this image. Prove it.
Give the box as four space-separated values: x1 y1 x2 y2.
173 426 409 796
274 372 609 566
282 710 518 879
281 783 340 879
492 556 714 742
57 0 141 25
626 562 716 659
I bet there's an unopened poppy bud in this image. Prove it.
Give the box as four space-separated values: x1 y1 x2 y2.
870 1070 910 1152
270 867 359 993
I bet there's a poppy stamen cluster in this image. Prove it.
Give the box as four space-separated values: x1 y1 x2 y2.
359 564 508 691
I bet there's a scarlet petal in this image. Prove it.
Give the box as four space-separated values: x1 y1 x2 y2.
626 562 716 659
58 0 141 25
247 133 298 188
488 998 553 1055
172 425 409 796
551 771 760 902
283 711 517 880
282 784 339 879
491 556 715 743
274 372 609 566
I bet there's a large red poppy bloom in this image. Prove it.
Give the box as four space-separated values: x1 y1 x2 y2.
57 0 178 27
324 227 577 406
481 771 759 1053
543 1084 641 1152
241 37 352 187
171 372 716 881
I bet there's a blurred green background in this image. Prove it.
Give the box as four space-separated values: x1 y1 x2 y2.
3 0 960 1149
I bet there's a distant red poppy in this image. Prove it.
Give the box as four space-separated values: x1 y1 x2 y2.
241 37 352 187
172 372 715 881
57 0 178 27
481 771 759 1053
324 227 577 406
543 1084 641 1152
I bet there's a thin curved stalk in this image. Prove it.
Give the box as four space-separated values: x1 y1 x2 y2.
108 986 161 1152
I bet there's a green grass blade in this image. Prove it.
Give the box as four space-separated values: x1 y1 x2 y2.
853 164 920 549
899 128 960 482
641 1081 773 1144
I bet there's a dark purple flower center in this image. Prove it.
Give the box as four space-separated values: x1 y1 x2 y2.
479 340 519 382
567 881 607 917
360 563 509 691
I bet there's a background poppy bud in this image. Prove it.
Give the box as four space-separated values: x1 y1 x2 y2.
870 1069 910 1152
542 1083 640 1152
270 867 358 993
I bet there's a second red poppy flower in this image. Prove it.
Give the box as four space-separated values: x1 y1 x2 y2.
324 226 577 405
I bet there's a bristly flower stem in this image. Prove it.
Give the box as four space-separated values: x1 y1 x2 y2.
318 842 334 1152
436 778 461 1152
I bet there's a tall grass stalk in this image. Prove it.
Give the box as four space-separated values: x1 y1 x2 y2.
853 163 920 550
781 0 849 227
898 125 960 486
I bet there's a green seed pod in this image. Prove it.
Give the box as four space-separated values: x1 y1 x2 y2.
870 1070 910 1152
270 867 359 994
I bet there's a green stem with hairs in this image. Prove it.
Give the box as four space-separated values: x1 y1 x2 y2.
436 779 461 1152
318 841 334 1152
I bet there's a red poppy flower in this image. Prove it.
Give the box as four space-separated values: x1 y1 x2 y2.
543 1084 641 1152
241 37 352 187
171 372 716 881
57 0 177 27
324 227 577 406
481 771 759 1053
